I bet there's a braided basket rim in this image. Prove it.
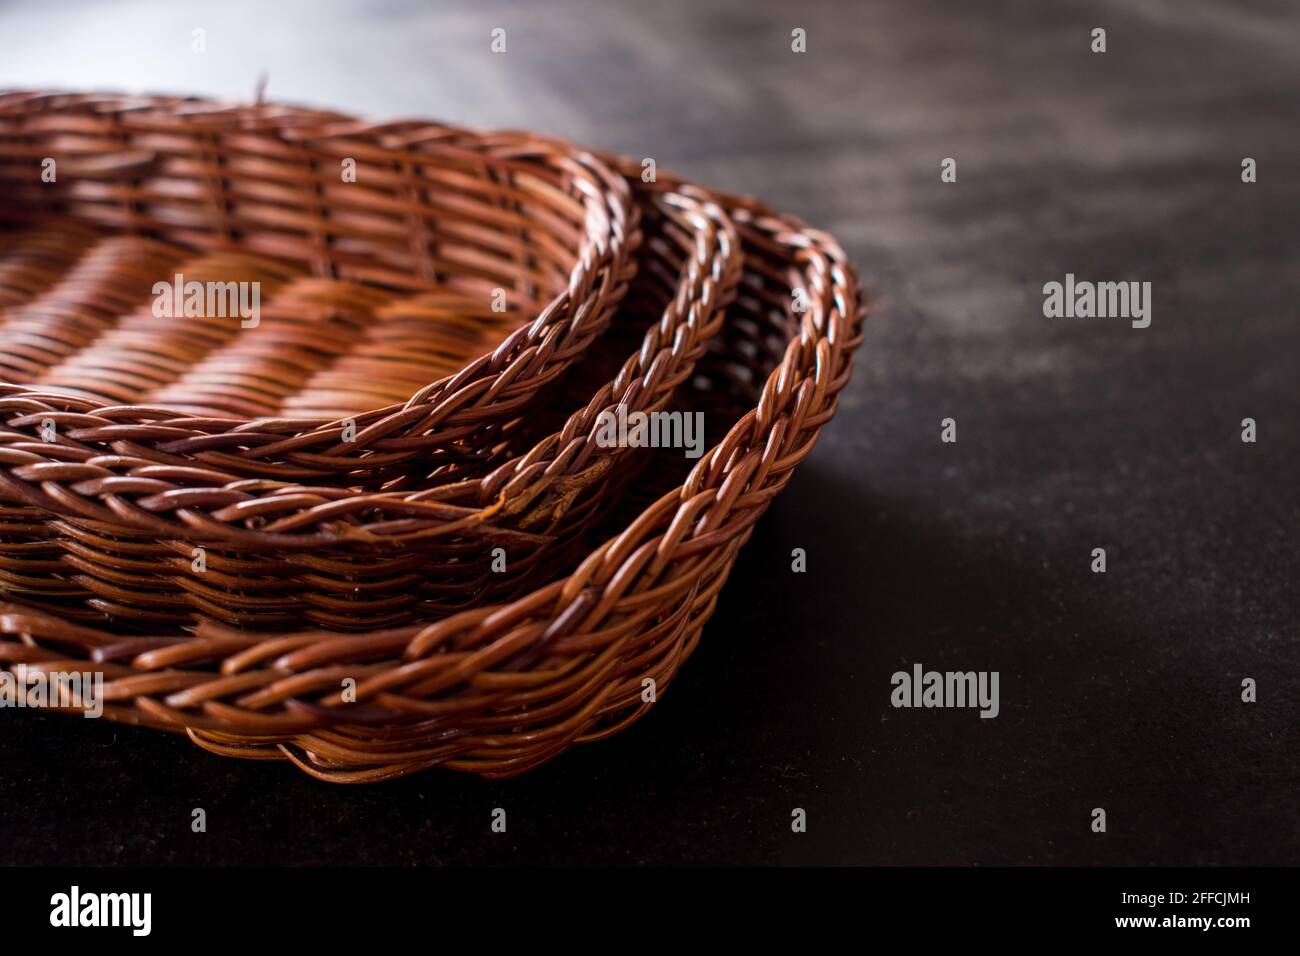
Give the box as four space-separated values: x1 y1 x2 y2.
0 90 640 477
0 92 868 781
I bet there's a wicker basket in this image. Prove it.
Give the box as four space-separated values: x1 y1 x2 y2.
0 94 749 629
0 93 866 781
0 187 738 629
0 91 637 480
0 195 865 781
0 210 739 631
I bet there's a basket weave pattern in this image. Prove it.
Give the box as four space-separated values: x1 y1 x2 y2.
0 91 866 780
0 91 638 477
0 193 739 630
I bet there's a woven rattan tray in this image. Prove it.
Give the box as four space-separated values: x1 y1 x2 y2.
0 187 737 630
0 91 866 780
0 91 637 480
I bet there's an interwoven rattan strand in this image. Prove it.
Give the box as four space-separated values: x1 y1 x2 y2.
0 91 866 781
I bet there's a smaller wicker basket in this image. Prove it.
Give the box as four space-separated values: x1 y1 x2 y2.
0 185 740 630
0 91 638 480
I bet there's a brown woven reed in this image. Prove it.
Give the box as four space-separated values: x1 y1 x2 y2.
0 91 637 479
0 93 866 781
0 200 738 630
0 94 744 629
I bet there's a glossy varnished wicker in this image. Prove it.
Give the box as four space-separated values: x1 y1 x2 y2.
0 94 744 629
0 193 739 630
0 91 637 479
0 94 866 781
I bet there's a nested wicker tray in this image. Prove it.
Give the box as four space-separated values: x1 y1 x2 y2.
0 92 866 781
0 93 724 630
0 91 637 480
0 187 738 630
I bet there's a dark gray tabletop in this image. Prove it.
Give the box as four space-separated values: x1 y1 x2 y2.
1 0 1296 865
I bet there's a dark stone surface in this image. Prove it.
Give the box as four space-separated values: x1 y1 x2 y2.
0 0 1296 865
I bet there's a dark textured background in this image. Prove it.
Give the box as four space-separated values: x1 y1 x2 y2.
1 0 1297 866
